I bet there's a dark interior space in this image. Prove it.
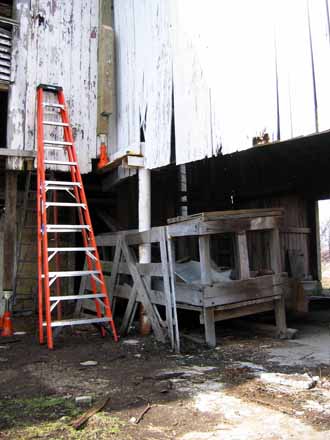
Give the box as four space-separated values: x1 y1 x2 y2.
0 1 13 18
0 90 8 147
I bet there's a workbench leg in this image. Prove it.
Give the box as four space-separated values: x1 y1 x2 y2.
203 307 216 347
199 235 212 284
274 295 287 339
236 232 250 279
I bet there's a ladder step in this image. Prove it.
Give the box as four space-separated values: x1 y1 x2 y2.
43 121 69 127
46 225 90 232
45 185 79 191
43 103 65 109
45 270 100 278
48 247 96 252
44 160 77 166
44 140 72 146
44 317 111 328
45 202 86 208
45 180 81 187
50 294 106 301
44 146 68 151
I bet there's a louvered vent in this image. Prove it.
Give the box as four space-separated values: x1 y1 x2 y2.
0 25 11 83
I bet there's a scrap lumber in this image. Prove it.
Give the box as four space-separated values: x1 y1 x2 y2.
70 395 111 430
134 403 152 424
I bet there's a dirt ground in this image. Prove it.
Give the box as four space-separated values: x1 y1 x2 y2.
1 307 330 439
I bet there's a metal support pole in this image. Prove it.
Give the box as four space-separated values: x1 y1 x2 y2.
138 167 151 335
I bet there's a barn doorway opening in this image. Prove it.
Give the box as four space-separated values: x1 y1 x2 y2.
0 89 8 147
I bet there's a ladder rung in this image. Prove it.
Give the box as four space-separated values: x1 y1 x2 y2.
48 247 96 252
44 146 67 151
44 140 72 146
44 317 111 328
43 121 69 127
43 103 64 109
45 270 100 278
46 228 90 233
45 202 86 208
45 180 80 187
46 225 90 232
45 185 78 191
44 160 77 166
50 294 106 301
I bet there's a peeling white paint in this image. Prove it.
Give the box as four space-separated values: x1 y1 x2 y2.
113 0 330 169
7 0 99 173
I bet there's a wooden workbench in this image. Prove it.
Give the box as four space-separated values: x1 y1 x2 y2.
93 208 288 347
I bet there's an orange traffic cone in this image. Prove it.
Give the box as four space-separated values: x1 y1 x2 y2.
1 311 13 337
97 143 110 169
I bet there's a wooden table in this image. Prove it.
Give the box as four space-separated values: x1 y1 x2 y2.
93 208 288 348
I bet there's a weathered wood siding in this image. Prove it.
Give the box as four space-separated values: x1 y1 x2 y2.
113 0 330 169
7 0 99 173
113 0 172 169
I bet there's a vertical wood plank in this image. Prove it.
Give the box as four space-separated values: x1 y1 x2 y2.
314 202 322 282
3 171 17 292
167 234 180 352
107 235 122 304
160 228 174 348
203 307 216 347
199 235 212 284
274 295 287 339
120 285 137 335
236 232 250 280
269 228 282 274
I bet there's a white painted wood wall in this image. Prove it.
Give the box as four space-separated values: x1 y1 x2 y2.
7 0 99 173
113 0 330 170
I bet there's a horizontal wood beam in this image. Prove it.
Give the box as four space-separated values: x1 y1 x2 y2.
96 228 162 246
100 260 163 277
0 149 36 158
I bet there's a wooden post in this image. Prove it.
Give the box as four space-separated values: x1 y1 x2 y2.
177 164 189 259
203 308 216 347
0 229 4 316
138 167 152 335
274 295 288 338
269 228 282 274
236 232 250 279
199 235 212 284
314 202 322 282
3 171 17 293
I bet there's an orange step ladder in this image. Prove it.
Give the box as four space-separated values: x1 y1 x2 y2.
37 84 118 349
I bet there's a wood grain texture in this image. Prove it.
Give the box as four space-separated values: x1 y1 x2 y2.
7 0 99 173
111 1 328 169
113 0 172 169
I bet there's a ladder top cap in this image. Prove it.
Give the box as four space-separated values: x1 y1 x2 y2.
37 84 63 92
